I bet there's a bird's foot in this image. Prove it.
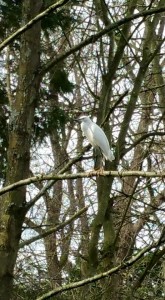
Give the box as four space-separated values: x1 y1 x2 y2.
86 167 105 177
95 166 105 176
86 169 96 177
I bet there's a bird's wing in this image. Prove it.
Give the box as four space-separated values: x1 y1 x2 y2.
90 123 114 161
81 122 96 147
90 123 109 148
81 121 114 161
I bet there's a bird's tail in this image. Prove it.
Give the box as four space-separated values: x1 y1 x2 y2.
106 151 115 162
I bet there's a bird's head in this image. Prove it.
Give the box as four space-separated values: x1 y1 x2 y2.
75 115 91 124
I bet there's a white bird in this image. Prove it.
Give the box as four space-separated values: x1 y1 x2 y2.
77 116 115 162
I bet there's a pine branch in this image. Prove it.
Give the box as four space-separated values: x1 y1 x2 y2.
0 0 70 51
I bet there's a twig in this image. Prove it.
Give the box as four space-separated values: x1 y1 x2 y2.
20 206 88 248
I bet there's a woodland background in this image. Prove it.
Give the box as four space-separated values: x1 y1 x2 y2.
0 0 165 299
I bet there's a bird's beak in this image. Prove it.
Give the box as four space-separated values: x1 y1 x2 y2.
74 118 80 123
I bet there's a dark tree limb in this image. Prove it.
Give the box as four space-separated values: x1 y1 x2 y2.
36 235 165 300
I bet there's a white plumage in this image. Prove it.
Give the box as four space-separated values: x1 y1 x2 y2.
77 116 114 161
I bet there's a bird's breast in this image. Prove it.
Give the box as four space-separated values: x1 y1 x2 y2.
81 123 96 147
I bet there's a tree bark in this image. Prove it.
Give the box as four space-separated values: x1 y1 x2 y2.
0 1 42 299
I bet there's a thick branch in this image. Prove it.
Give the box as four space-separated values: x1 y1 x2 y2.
0 0 70 52
40 6 165 75
36 241 163 300
0 170 165 196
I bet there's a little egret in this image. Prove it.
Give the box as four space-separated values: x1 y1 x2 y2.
76 116 115 162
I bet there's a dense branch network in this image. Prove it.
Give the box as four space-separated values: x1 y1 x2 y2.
36 232 165 300
0 4 165 57
20 206 88 248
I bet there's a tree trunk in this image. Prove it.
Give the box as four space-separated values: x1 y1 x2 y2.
0 1 42 299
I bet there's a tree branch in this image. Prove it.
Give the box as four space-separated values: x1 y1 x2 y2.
0 0 70 52
20 206 88 248
124 131 165 154
1 170 165 196
40 6 165 75
25 145 91 210
36 239 163 300
101 90 129 125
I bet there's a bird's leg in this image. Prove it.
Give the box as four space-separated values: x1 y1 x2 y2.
93 147 105 175
86 148 105 176
93 147 102 170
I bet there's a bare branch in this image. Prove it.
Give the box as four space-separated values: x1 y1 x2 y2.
20 206 89 248
36 239 164 300
1 170 165 196
40 6 165 75
124 131 165 154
